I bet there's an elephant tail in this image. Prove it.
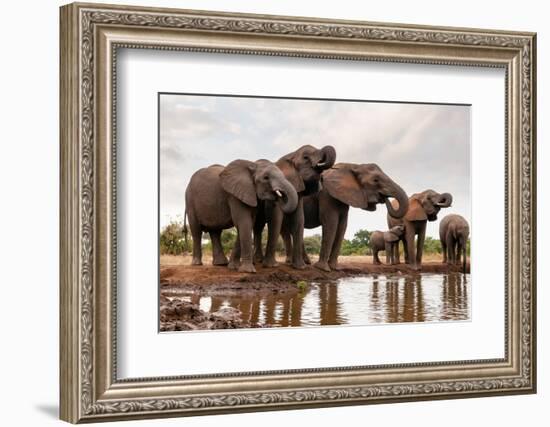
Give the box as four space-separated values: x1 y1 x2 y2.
183 211 189 252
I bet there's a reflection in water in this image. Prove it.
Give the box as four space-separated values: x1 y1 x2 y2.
168 273 470 328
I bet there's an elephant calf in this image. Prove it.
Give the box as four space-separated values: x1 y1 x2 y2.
439 214 470 273
185 159 298 273
370 225 405 265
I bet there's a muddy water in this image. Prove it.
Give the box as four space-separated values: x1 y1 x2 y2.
168 273 470 328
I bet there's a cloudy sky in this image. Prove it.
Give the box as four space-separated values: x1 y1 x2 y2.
160 94 470 239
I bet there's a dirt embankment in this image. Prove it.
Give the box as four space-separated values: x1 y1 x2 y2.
160 295 265 331
160 255 469 294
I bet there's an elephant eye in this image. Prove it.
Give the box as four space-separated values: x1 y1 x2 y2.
263 175 269 181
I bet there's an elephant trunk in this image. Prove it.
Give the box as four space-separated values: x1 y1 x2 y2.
315 145 336 170
275 178 299 214
436 192 453 208
384 183 409 219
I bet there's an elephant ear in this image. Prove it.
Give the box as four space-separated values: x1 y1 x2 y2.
276 158 305 193
405 198 427 221
385 231 400 243
322 166 367 208
219 160 257 207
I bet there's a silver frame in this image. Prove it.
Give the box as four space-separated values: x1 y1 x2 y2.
60 2 536 423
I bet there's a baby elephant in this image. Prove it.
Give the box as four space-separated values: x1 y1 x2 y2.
439 214 470 273
370 225 405 265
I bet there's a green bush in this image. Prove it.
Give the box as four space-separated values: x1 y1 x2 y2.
221 228 238 253
303 234 322 254
423 237 442 255
159 220 190 255
256 228 286 255
160 219 471 260
159 221 243 256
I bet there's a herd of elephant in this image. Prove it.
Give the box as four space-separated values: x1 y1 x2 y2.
184 144 470 274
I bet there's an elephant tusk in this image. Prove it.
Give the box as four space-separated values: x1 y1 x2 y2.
275 190 283 198
316 162 326 167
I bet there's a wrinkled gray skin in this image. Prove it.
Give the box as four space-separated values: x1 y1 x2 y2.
387 189 453 270
281 163 409 272
253 145 336 269
439 214 470 273
370 225 405 265
185 159 298 273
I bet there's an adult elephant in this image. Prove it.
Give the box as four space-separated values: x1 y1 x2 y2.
387 189 453 270
281 163 409 271
185 159 298 273
253 144 336 269
439 214 470 273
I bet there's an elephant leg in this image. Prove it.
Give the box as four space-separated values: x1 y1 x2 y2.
253 217 264 264
415 222 426 268
302 242 312 265
290 198 306 270
373 249 381 265
462 240 468 273
263 206 283 268
281 226 293 264
395 240 401 264
228 239 241 270
187 211 203 266
456 241 463 266
235 221 255 273
328 210 348 270
446 234 454 265
228 199 255 273
210 230 228 266
441 238 447 263
405 228 417 269
450 240 456 264
403 237 411 264
393 243 399 265
314 212 338 273
385 242 393 265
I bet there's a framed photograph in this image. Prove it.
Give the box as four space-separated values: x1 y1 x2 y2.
60 2 537 423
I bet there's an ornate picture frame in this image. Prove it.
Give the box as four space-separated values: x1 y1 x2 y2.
60 2 536 423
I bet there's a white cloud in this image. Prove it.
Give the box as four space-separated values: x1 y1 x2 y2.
160 94 470 239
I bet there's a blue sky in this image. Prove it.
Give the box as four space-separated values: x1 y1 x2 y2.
160 94 470 239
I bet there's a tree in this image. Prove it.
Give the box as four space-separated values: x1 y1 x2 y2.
352 229 372 248
339 229 372 256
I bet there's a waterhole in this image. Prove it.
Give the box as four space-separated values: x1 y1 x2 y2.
164 273 470 328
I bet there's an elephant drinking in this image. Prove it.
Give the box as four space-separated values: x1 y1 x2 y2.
387 189 453 270
254 144 336 269
283 163 409 272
